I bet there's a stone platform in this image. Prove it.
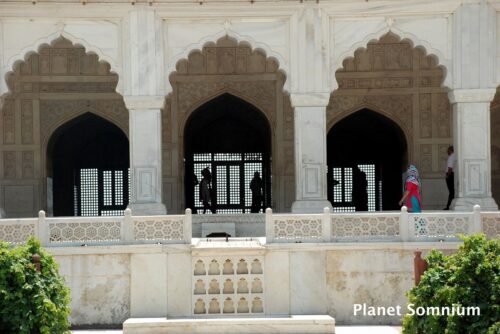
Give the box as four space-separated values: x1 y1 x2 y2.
123 315 335 334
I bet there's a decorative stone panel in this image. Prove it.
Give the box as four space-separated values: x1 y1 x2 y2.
0 37 125 217
328 33 452 179
0 221 36 244
412 215 470 240
192 256 265 316
49 220 121 244
164 36 295 213
481 213 500 239
331 214 400 241
133 216 184 242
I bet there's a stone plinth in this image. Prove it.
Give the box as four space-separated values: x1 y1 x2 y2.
123 315 335 334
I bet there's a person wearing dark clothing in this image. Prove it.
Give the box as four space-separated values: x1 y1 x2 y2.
444 145 455 210
250 172 263 213
200 168 215 214
352 166 368 211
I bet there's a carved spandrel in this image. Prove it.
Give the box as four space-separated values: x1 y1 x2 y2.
176 80 276 123
3 152 16 179
2 99 16 145
22 151 34 178
419 94 432 138
283 95 294 141
437 93 451 138
40 100 128 142
21 100 34 144
420 144 433 173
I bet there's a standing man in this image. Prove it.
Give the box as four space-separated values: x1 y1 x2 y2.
200 168 215 214
444 145 455 210
250 172 263 213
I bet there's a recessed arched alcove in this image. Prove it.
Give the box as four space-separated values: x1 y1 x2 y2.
0 36 127 218
327 32 452 210
164 35 295 214
47 113 129 216
184 93 272 214
327 109 408 211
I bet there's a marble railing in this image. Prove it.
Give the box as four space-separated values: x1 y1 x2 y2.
0 209 192 246
265 206 500 243
1 206 499 245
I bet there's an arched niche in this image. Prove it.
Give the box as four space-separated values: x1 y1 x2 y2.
327 32 452 210
46 113 129 216
183 93 272 214
163 35 295 213
327 108 408 211
0 37 127 217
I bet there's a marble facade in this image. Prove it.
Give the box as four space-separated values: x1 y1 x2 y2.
0 0 499 216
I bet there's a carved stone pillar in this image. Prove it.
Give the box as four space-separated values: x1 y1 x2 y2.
291 94 333 213
125 96 167 215
449 89 498 211
449 2 498 211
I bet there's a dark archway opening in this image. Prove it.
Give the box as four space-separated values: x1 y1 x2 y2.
47 113 129 216
184 93 272 214
327 109 408 212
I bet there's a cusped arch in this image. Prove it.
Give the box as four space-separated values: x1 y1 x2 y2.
1 32 122 97
332 30 450 91
42 108 128 181
179 89 274 136
328 103 412 162
44 107 129 151
167 33 289 94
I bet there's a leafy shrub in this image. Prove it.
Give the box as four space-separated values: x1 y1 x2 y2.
0 237 71 333
403 234 500 334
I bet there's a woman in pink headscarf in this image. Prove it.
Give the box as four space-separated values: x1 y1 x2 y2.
398 165 422 213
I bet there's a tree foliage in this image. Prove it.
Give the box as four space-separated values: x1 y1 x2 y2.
0 237 71 334
403 234 500 334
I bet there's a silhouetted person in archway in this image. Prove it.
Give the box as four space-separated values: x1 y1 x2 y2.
352 166 368 211
444 145 455 210
250 172 263 213
200 168 216 214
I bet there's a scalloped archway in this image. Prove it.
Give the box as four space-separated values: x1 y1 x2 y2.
162 36 294 213
327 32 452 210
0 37 128 217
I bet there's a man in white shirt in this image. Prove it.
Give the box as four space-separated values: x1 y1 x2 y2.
444 145 455 210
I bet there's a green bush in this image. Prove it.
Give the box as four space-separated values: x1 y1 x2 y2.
403 234 500 334
0 237 71 334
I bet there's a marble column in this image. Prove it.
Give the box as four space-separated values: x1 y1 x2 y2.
449 2 498 211
125 96 167 215
449 89 498 211
291 94 333 213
